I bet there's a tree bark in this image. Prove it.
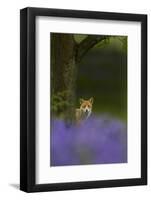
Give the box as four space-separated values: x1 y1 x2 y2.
51 33 77 121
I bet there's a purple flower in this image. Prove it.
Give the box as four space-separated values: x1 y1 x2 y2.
50 115 127 166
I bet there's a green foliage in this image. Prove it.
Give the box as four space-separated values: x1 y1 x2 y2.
95 36 127 53
74 34 127 54
94 37 110 48
118 36 127 53
74 34 87 43
51 90 72 118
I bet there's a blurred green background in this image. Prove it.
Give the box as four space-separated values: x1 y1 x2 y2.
75 34 127 121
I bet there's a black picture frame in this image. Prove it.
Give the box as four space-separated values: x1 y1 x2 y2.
20 7 147 192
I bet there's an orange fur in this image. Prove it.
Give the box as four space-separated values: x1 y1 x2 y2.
75 97 93 123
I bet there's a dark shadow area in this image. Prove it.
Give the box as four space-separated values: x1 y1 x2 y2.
77 43 127 121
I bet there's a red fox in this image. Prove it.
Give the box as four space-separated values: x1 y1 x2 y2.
75 97 94 122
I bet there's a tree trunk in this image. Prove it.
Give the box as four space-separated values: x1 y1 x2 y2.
51 33 77 122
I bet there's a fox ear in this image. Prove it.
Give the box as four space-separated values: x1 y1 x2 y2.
79 98 84 104
89 97 94 104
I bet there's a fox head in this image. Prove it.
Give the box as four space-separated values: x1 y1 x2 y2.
79 97 94 116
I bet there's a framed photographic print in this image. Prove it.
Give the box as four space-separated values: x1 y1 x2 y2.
20 7 147 192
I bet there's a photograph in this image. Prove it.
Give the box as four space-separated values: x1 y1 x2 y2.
50 33 127 166
20 7 147 192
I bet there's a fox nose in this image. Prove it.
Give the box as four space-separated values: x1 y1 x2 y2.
85 109 88 113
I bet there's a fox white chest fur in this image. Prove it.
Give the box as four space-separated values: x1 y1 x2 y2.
75 97 93 122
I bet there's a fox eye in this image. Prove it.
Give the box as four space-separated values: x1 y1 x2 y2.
82 105 86 108
88 105 90 108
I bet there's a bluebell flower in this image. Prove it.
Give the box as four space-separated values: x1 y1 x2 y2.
50 115 127 166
